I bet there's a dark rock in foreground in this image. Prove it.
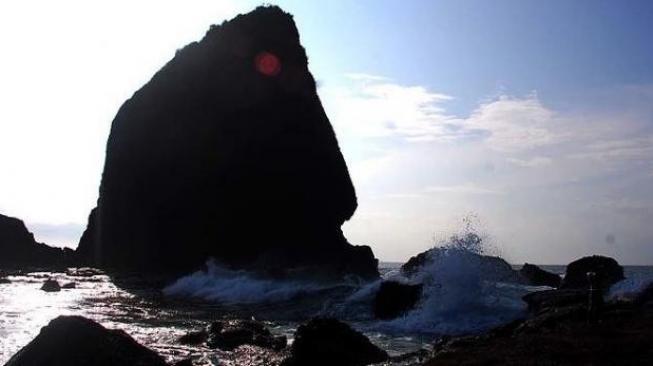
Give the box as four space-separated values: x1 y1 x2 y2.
519 263 561 288
561 255 624 290
77 6 378 281
40 278 61 292
422 295 653 366
373 281 422 319
179 319 286 351
522 289 587 313
5 315 167 366
282 318 388 366
0 213 74 269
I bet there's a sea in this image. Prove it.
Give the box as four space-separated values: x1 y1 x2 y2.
1 259 652 365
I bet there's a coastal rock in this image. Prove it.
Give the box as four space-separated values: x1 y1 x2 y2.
76 6 378 280
41 278 61 292
179 319 286 351
5 315 167 366
0 277 10 284
61 282 76 289
282 318 388 366
519 263 561 288
423 295 653 365
373 281 422 319
0 213 73 269
561 255 624 290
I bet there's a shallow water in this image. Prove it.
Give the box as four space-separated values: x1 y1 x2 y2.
1 263 651 365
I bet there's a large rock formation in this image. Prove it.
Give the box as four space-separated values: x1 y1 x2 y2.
0 213 74 269
5 316 167 366
77 6 378 280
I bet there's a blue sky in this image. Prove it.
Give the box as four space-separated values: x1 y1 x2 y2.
0 1 652 264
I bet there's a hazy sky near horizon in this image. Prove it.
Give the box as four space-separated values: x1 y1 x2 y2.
1 0 652 264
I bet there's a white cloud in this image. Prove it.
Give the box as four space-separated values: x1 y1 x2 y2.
465 95 558 152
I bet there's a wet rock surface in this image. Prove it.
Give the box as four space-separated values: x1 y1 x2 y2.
5 315 167 366
179 319 287 351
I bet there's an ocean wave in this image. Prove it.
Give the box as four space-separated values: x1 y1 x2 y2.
162 260 340 304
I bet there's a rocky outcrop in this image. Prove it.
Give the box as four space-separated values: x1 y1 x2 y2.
561 255 624 290
373 281 422 319
519 263 561 288
282 318 388 366
422 289 653 365
5 315 166 366
76 6 378 280
0 213 74 269
178 319 286 351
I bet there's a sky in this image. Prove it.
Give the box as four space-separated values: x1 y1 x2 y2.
1 0 652 264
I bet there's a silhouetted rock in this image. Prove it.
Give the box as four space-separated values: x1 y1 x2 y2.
5 315 166 366
283 318 388 366
61 282 76 289
519 263 561 288
76 6 378 281
40 278 61 292
0 213 74 269
373 281 422 319
561 255 624 290
423 295 653 365
179 319 286 351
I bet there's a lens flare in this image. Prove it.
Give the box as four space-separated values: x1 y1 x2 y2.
255 51 281 76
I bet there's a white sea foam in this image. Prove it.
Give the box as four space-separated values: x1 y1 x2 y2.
373 246 532 335
163 259 336 304
609 268 653 301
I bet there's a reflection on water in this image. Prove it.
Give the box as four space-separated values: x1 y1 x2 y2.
0 271 211 364
0 269 426 365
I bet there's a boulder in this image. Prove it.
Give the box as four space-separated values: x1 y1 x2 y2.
283 318 388 366
5 315 166 366
519 263 561 288
179 319 286 351
373 281 422 319
0 213 74 269
41 278 61 292
61 282 76 289
561 255 624 290
76 6 378 281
